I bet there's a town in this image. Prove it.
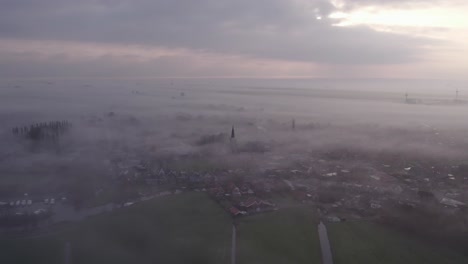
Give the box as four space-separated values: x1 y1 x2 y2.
2 120 467 247
1 82 468 263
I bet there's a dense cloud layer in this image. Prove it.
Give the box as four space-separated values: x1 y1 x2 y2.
341 0 449 8
0 0 434 66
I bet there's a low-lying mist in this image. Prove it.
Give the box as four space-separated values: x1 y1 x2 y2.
1 78 468 195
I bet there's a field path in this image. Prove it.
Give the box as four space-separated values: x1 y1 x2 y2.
231 224 237 264
318 221 334 264
64 242 71 264
283 179 295 191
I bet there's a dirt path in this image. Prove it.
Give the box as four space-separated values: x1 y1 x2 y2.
283 179 295 191
64 242 71 264
231 225 237 264
318 221 334 264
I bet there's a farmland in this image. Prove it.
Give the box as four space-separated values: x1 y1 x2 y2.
0 193 232 264
236 207 321 264
328 221 468 264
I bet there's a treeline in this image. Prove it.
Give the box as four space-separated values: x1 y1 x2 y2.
12 120 72 141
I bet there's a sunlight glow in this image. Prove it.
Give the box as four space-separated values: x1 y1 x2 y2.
330 6 468 29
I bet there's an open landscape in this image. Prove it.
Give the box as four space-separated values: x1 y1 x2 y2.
237 207 321 264
2 0 468 263
328 221 468 264
1 77 468 263
0 192 231 264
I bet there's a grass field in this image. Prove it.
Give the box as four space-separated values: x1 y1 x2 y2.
236 207 321 264
0 234 64 264
328 221 468 264
5 194 465 264
0 192 232 264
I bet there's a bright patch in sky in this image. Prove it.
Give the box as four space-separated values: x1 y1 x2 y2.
326 2 468 80
330 5 468 30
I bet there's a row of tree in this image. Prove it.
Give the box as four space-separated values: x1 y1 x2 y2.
12 120 72 141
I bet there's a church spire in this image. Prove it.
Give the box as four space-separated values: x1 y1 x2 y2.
231 126 235 139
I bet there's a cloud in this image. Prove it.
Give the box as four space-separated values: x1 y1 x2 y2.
339 0 447 9
0 39 328 78
0 0 435 66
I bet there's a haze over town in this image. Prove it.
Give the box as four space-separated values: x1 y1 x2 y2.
1 1 467 264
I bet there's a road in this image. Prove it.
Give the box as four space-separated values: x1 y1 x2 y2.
51 191 176 223
64 242 71 264
231 225 237 264
318 221 334 264
1 191 181 238
283 179 295 191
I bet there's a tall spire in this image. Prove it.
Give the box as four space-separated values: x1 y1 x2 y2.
231 126 235 139
292 118 296 131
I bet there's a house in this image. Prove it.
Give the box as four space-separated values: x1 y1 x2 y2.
440 197 465 207
292 190 313 202
252 181 270 194
239 197 275 212
232 187 241 197
123 202 134 207
224 182 242 197
258 200 275 207
239 183 254 195
157 169 166 176
229 206 244 216
240 197 259 208
203 173 216 184
209 186 224 197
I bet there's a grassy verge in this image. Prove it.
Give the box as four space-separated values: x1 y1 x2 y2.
328 221 468 264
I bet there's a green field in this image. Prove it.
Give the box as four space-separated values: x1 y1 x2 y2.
4 194 466 264
328 221 468 264
236 207 321 264
0 193 232 264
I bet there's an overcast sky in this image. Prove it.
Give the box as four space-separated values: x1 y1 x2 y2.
0 0 466 79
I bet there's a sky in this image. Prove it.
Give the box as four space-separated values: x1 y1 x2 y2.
0 0 466 79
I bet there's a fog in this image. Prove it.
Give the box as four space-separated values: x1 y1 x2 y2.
1 78 468 250
2 78 468 123
2 78 468 151
1 0 468 261
2 78 468 182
